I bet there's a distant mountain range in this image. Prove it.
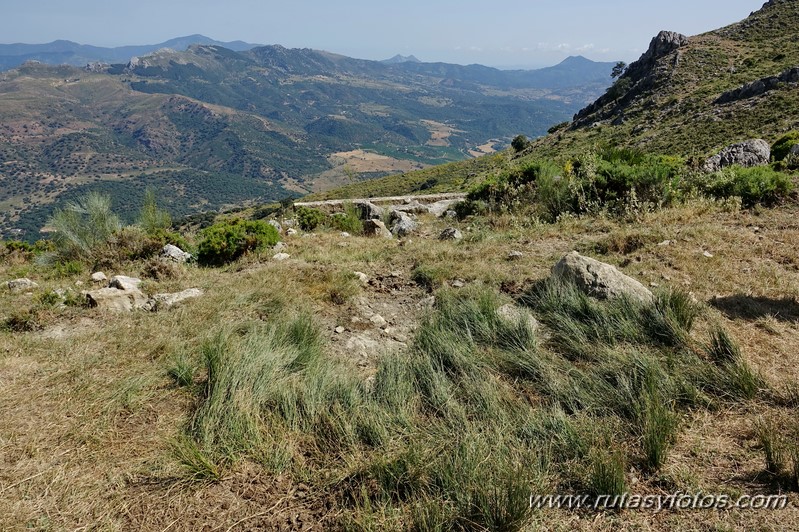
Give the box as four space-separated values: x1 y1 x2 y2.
0 37 616 238
0 35 262 71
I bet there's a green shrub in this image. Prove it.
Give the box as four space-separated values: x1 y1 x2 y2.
772 132 799 162
196 218 279 266
699 166 793 206
328 203 364 235
296 206 326 232
47 191 121 262
138 189 172 234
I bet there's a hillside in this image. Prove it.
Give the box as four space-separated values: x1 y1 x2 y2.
315 0 799 201
0 45 614 239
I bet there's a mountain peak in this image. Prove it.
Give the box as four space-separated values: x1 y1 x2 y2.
382 54 421 64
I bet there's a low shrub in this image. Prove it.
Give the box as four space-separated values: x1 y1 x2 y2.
196 219 279 266
328 203 363 235
696 166 793 206
772 131 799 162
296 206 326 232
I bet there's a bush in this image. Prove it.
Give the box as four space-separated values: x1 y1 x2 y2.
47 191 121 262
196 218 279 266
328 203 363 235
698 166 793 206
296 206 326 232
772 132 799 162
511 134 529 152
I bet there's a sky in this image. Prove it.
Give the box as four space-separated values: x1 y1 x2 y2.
1 0 765 68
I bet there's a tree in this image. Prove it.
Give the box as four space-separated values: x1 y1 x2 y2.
511 134 529 152
138 188 171 234
47 191 121 261
611 61 627 79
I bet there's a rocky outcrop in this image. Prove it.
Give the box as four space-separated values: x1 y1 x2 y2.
85 286 148 312
6 278 39 292
355 201 383 220
109 275 142 291
702 139 770 172
552 251 653 303
715 66 799 105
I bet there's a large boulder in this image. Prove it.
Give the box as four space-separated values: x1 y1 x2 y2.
552 251 653 303
363 219 393 238
389 210 418 237
6 278 39 292
702 139 771 173
355 201 383 220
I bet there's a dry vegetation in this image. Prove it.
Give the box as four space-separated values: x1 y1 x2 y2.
1 196 799 530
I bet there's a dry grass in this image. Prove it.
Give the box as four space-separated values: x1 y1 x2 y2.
1 199 799 529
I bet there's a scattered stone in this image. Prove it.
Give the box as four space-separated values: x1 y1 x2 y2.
451 280 465 288
702 139 771 173
91 271 108 283
85 286 147 312
507 251 524 261
370 314 388 328
273 241 286 251
443 210 458 219
286 228 298 236
752 226 761 233
340 231 351 238
353 271 369 284
161 244 192 263
392 201 429 214
75 280 84 287
703 251 714 258
439 227 463 241
427 200 459 217
273 252 291 261
335 326 346 334
497 303 539 331
6 278 38 292
657 240 671 247
109 275 142 291
390 271 403 278
142 288 203 312
363 219 393 238
650 282 660 288
282 219 296 228
419 296 436 309
268 219 282 233
552 251 654 303
389 210 418 237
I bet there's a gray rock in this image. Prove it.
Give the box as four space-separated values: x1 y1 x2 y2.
428 200 460 217
142 288 203 312
391 201 429 214
443 210 458 219
439 227 463 241
340 231 351 238
273 252 291 261
282 219 296 228
370 314 387 328
363 219 393 238
109 275 142 291
6 278 38 292
507 251 524 261
161 244 192 263
703 139 771 172
273 241 286 251
335 326 346 334
267 219 282 233
389 210 418 237
90 271 108 283
286 228 298 236
451 280 465 288
355 201 383 220
84 286 148 312
552 251 654 303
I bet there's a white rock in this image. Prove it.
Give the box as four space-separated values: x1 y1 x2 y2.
507 251 524 261
273 253 291 261
84 287 147 312
109 275 142 291
703 251 714 258
161 244 192 263
340 232 351 238
353 271 369 284
335 326 346 334
552 251 653 303
142 288 203 312
286 228 298 236
90 271 108 283
370 314 387 328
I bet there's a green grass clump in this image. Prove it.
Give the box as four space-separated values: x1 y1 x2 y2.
196 218 279 266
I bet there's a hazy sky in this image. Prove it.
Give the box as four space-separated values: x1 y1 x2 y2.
2 0 764 67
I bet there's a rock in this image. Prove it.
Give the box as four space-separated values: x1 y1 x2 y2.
507 251 524 261
6 278 38 292
109 275 142 291
268 219 282 233
355 201 383 220
703 251 714 258
273 252 291 261
451 280 465 288
657 240 671 247
90 271 108 283
552 251 654 303
497 303 539 331
439 227 463 241
391 201 429 214
353 271 369 284
273 241 286 251
286 228 298 236
282 219 296 228
790 144 799 156
85 286 148 312
370 314 387 328
702 139 771 173
142 288 203 312
389 210 418 237
340 232 351 238
161 244 192 263
363 219 393 238
335 326 345 334
428 200 460 217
